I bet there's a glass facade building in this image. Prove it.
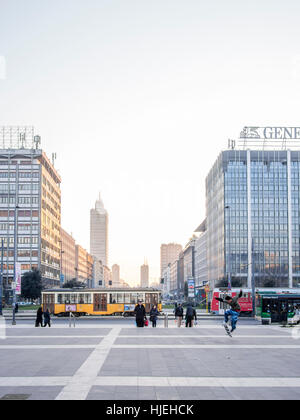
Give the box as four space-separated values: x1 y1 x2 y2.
206 149 300 290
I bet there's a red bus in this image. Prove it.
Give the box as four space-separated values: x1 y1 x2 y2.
211 288 253 315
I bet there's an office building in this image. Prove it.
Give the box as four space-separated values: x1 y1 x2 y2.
0 126 61 292
90 193 108 266
60 228 76 284
140 262 149 288
206 147 300 290
160 243 182 277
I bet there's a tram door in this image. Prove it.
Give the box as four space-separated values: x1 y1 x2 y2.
218 293 227 315
43 294 55 314
93 294 107 312
145 294 157 313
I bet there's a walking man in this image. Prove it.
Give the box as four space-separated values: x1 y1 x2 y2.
43 309 51 327
134 300 146 328
175 303 184 327
215 289 243 336
185 304 197 328
35 307 43 327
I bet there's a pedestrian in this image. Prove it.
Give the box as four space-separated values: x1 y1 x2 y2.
175 303 184 327
215 289 243 337
134 300 146 328
35 306 43 327
15 303 19 313
185 304 197 328
43 309 51 328
150 304 159 328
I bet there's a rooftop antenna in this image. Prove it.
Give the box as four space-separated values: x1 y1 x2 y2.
52 152 57 167
34 135 41 150
19 133 26 149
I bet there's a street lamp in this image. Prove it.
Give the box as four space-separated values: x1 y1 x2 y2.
12 204 20 326
225 206 232 291
0 239 4 316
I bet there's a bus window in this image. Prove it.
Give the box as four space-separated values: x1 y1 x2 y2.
124 293 130 303
117 293 124 303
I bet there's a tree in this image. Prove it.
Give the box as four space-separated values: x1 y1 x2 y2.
21 269 43 300
62 279 86 289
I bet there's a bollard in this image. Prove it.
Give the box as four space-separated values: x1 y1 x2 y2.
69 312 76 328
164 313 168 328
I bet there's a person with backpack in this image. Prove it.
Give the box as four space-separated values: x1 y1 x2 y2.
185 304 197 327
215 289 243 337
175 303 184 327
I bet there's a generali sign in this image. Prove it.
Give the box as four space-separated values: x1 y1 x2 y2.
240 127 300 140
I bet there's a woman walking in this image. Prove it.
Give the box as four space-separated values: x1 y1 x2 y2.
150 305 159 328
43 309 51 327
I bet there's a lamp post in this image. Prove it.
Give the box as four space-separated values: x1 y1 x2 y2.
59 240 65 288
12 205 20 326
0 239 3 316
225 206 232 291
251 238 256 317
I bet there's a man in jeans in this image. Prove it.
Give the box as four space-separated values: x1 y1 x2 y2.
175 303 184 327
215 290 243 336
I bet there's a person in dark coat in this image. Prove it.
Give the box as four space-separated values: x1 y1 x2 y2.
43 309 51 328
134 300 146 327
150 305 159 328
185 304 197 327
35 307 43 327
175 303 184 327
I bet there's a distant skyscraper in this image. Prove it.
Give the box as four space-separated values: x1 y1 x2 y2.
112 264 120 287
160 243 182 277
90 193 108 266
140 261 149 288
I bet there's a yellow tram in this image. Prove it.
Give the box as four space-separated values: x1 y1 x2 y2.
42 288 162 317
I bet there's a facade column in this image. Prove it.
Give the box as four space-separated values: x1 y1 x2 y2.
287 150 293 288
247 150 252 288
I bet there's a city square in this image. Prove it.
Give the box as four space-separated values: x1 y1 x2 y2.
0 317 299 401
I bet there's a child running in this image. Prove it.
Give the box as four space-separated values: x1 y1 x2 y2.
215 289 243 337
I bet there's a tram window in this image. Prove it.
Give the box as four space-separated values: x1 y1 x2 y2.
137 293 144 302
131 293 138 304
70 294 77 304
62 294 71 304
79 294 85 304
110 293 117 304
117 293 124 303
58 294 62 304
124 293 130 303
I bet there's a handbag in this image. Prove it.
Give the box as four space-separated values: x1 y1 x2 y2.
144 319 149 327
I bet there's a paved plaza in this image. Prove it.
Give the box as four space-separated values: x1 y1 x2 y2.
0 317 299 400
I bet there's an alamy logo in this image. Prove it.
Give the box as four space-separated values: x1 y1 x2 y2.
0 56 6 80
0 316 6 340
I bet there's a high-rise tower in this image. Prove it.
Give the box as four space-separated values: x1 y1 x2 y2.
90 193 108 266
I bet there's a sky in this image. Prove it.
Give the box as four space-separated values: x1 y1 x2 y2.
1 0 300 285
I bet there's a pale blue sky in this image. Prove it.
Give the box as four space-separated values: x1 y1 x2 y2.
1 0 300 284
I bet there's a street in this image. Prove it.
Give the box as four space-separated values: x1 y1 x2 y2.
0 317 299 400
